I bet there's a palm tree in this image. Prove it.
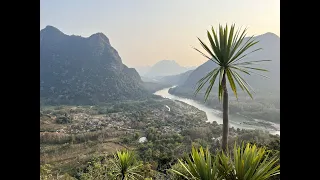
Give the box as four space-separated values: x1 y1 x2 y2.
193 24 269 151
111 150 143 180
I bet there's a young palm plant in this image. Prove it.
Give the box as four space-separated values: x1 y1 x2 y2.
111 150 143 180
170 144 280 180
169 146 222 180
216 143 280 180
193 24 270 151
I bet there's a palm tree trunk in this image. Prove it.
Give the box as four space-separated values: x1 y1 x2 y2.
221 72 229 152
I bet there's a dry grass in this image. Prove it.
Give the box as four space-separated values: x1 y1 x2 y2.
40 138 129 175
40 128 130 144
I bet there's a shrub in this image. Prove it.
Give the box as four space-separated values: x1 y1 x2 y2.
40 164 53 180
56 116 72 124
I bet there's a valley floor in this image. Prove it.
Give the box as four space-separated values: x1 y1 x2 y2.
40 97 207 175
40 96 280 179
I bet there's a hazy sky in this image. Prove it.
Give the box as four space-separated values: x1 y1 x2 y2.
40 0 279 67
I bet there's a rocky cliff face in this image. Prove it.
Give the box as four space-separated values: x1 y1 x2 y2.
40 26 146 105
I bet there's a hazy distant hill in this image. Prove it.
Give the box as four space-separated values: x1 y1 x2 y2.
40 26 147 105
140 76 160 83
135 66 151 76
157 70 194 86
174 32 280 96
144 60 195 78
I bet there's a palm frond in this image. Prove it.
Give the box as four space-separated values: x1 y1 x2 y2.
232 143 280 180
204 69 220 102
237 66 268 72
206 31 220 63
229 27 248 59
210 26 222 60
232 65 269 78
197 37 215 60
194 68 220 97
225 68 237 99
233 59 271 66
230 69 254 99
192 46 211 60
226 24 235 59
169 146 222 180
229 47 262 65
228 36 258 64
216 150 235 179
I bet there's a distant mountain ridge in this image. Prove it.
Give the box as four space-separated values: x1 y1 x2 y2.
135 66 151 76
144 60 195 78
40 25 147 105
157 70 194 85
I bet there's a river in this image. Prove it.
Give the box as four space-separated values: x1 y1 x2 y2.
154 87 280 136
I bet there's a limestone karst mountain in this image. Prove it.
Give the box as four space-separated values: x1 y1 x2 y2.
40 26 147 105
